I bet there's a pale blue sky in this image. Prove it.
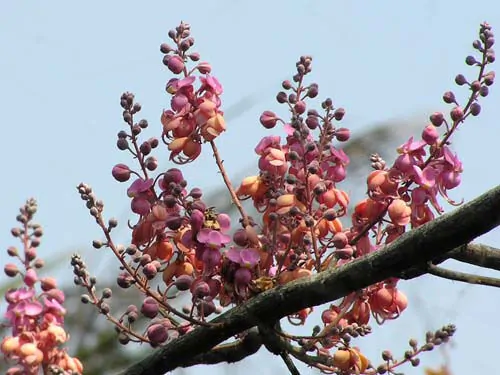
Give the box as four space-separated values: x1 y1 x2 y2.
1 1 500 374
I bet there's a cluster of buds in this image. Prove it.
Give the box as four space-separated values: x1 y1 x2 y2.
69 20 493 374
375 325 456 374
1 199 82 374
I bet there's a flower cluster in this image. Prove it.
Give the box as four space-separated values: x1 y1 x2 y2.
70 21 494 374
1 199 82 375
160 21 226 163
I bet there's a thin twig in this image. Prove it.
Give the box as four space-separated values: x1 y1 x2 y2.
427 263 500 288
210 140 250 227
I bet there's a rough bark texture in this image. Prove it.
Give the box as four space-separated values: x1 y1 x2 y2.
121 184 500 375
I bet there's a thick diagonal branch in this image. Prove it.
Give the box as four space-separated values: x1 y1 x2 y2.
178 328 263 367
121 184 500 375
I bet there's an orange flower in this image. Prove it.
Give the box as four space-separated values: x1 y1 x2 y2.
162 261 194 284
354 198 386 222
146 239 174 262
168 137 201 160
316 217 343 237
367 170 398 196
425 366 451 375
388 199 411 226
201 113 226 141
333 347 369 372
237 176 267 199
275 194 306 215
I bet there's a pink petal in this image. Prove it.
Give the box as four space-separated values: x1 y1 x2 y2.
196 228 210 243
240 249 260 267
21 301 44 316
226 248 242 263
216 213 231 232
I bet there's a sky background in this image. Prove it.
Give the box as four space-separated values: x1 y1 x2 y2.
1 1 500 374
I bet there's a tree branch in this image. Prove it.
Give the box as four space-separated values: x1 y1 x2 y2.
178 328 263 367
448 243 500 271
120 184 500 375
427 263 500 288
398 242 500 280
257 323 301 375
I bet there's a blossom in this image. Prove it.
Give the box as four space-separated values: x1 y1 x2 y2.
440 146 463 190
394 136 427 173
255 135 281 155
2 201 81 374
197 228 231 248
226 248 260 268
258 146 288 175
127 178 154 197
199 75 223 96
166 76 196 94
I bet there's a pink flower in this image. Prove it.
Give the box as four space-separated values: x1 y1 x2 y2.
131 197 152 216
166 76 196 94
441 146 463 190
43 293 67 317
258 147 288 175
200 75 223 96
166 55 185 74
412 165 439 190
171 93 191 112
255 136 281 155
394 137 427 173
197 229 231 248
226 248 260 268
127 178 154 197
216 213 231 232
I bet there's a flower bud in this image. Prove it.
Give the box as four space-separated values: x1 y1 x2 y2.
307 83 318 98
141 297 159 318
7 246 18 256
442 91 456 104
333 108 345 121
117 272 135 289
174 275 194 291
332 232 348 249
454 74 467 85
4 263 18 277
421 124 439 145
294 101 306 114
233 229 249 246
191 281 210 299
234 267 252 285
197 299 216 316
429 112 444 127
143 262 159 279
197 62 211 74
24 268 38 287
305 115 319 129
465 55 477 65
147 323 168 345
259 111 279 129
165 55 185 74
276 91 287 103
40 277 57 291
470 102 481 116
450 106 464 122
335 127 351 142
